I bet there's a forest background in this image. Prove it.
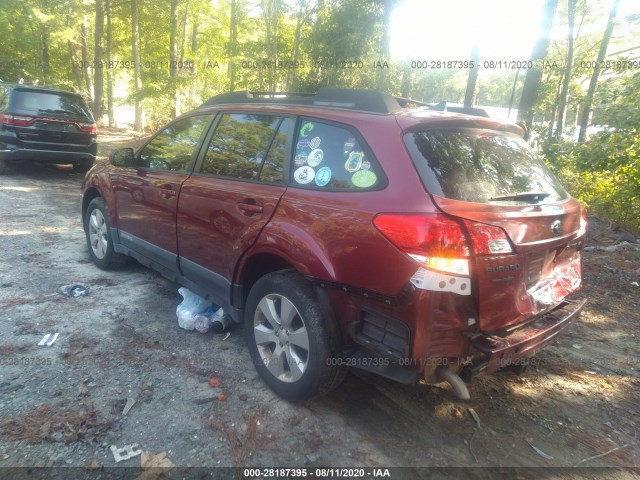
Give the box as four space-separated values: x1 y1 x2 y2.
1 0 638 231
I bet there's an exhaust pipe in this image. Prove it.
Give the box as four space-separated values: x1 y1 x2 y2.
437 366 470 400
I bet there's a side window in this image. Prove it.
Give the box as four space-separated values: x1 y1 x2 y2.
291 119 382 190
138 114 213 171
259 117 294 183
202 113 283 181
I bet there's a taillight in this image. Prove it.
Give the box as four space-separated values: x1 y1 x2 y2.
77 122 97 134
373 214 470 276
464 221 513 255
578 207 588 237
0 113 33 126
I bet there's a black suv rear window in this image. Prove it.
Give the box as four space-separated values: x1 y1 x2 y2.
10 90 93 120
404 128 568 204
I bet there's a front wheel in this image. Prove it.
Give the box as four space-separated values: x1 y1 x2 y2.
84 197 127 270
245 271 345 402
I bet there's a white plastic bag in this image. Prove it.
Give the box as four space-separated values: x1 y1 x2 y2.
176 287 208 331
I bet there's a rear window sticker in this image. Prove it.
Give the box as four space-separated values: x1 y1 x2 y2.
300 122 314 137
345 151 364 172
315 167 332 187
351 169 377 188
296 138 310 150
307 148 324 167
309 136 321 149
294 165 315 184
294 153 307 167
343 137 356 154
361 160 371 170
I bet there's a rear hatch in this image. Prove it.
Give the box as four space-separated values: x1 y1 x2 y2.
402 124 587 331
7 88 96 150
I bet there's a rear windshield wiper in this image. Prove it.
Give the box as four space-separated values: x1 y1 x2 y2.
488 192 551 202
38 108 79 116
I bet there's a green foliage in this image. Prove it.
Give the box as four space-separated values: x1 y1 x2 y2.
545 129 640 233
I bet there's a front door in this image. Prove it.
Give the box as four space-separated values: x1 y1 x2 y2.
112 114 214 268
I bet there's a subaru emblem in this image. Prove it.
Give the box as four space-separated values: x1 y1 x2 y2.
551 220 562 236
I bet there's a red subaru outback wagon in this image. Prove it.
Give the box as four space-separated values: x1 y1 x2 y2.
81 88 587 401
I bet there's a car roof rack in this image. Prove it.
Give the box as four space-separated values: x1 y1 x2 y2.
202 88 404 114
422 101 491 118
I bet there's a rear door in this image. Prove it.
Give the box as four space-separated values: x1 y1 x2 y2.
176 112 294 298
112 113 214 268
403 127 586 331
9 89 95 150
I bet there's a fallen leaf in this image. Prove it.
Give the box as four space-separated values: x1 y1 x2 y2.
85 459 101 470
451 407 462 418
208 377 221 388
217 393 227 401
137 451 175 480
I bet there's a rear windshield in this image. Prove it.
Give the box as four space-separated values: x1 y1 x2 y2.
403 128 568 204
10 90 93 120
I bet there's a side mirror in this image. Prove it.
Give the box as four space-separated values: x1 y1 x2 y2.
110 148 136 167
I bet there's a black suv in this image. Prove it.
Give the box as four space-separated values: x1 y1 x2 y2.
0 84 97 173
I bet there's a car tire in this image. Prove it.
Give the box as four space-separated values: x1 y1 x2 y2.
0 158 8 174
74 158 95 174
245 270 346 402
84 197 127 270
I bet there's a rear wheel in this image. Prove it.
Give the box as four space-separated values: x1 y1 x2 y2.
85 197 127 270
245 271 345 402
73 158 94 174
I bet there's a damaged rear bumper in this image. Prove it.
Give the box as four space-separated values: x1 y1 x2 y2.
470 298 586 374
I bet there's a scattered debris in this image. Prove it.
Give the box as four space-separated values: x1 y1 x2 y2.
527 440 554 460
468 408 481 429
122 398 136 416
38 332 58 346
239 394 248 401
572 344 583 349
217 393 228 401
176 287 208 331
208 377 221 388
223 332 231 340
574 443 631 466
632 282 639 287
110 443 142 463
59 284 90 297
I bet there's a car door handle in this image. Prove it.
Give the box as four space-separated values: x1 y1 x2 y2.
237 201 263 213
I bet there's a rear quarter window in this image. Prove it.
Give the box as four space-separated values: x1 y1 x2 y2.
290 119 384 190
403 128 568 204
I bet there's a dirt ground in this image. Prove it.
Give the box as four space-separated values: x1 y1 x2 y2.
0 128 639 478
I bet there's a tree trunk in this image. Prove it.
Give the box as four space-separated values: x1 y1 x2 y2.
228 0 237 91
381 0 395 58
106 0 114 127
463 47 480 107
555 0 576 140
67 13 83 92
517 0 559 127
41 27 50 84
578 0 621 142
170 0 179 118
131 0 143 131
94 0 105 123
81 16 93 100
